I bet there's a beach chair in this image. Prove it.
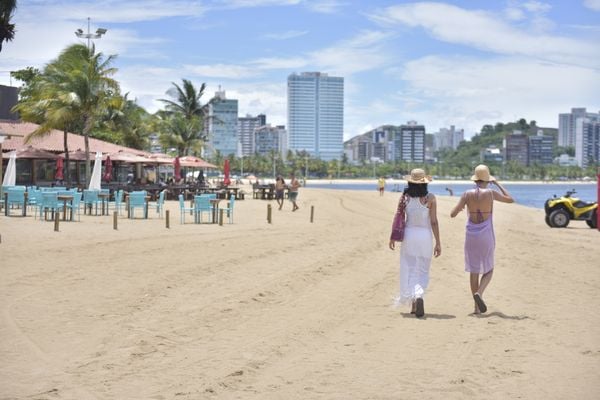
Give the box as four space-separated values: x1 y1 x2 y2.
38 192 61 221
66 191 83 221
148 189 166 218
193 195 213 224
5 187 27 216
83 189 101 215
178 194 194 224
109 189 124 215
220 194 235 224
128 191 147 219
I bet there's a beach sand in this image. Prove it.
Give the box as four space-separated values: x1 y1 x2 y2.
1 188 598 399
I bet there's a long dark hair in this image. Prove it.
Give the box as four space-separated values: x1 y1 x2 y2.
403 182 429 197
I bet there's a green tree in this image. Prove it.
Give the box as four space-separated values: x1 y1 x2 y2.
158 79 209 156
0 0 16 52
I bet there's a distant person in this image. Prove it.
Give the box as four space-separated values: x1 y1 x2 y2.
378 176 386 196
446 187 454 196
288 173 301 211
450 164 514 315
197 170 205 186
389 168 441 318
275 175 286 210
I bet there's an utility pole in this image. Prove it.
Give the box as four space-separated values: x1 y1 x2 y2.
75 17 107 50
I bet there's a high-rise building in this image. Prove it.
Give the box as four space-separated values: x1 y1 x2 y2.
237 114 266 156
434 125 464 151
528 130 554 166
0 85 18 120
575 119 600 168
254 124 287 157
287 72 344 160
395 121 425 163
206 89 238 157
558 108 599 147
503 131 529 166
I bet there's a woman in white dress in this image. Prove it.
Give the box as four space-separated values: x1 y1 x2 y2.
389 169 441 318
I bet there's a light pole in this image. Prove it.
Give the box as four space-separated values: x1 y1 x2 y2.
75 17 107 49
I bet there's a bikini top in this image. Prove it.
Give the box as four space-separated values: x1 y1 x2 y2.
470 187 493 223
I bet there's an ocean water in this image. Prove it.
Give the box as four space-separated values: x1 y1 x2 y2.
307 181 598 209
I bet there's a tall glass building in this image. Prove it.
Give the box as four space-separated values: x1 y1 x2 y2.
207 89 239 157
287 72 344 161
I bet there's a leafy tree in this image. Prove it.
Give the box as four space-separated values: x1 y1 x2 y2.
0 0 16 52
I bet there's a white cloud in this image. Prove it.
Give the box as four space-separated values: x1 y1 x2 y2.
250 57 308 69
18 0 207 23
369 2 600 68
214 0 301 8
305 0 347 14
583 0 600 11
183 64 260 79
397 55 600 135
262 30 309 40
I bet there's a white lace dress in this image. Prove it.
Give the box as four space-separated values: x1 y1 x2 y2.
395 196 433 305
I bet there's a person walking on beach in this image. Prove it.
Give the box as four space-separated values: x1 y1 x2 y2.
288 173 300 211
450 164 514 314
275 175 286 210
389 168 441 318
378 176 386 196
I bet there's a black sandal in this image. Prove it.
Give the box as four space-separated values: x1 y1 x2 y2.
473 293 487 313
415 298 424 318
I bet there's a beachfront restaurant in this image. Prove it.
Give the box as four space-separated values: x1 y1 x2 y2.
0 121 217 198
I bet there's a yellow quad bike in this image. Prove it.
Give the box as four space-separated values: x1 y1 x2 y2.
544 189 597 229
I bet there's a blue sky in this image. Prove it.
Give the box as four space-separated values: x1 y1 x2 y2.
1 0 599 140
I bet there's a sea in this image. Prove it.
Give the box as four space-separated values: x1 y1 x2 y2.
306 181 598 209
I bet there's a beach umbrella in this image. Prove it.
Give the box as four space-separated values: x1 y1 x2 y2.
88 152 102 190
102 155 112 182
223 159 231 186
174 156 181 181
55 157 64 181
2 151 16 187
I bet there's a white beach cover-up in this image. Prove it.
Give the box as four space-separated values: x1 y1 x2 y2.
395 197 433 305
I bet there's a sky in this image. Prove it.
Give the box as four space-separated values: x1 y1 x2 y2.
1 0 599 140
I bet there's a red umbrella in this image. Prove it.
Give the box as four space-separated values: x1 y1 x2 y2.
55 157 64 180
174 156 181 181
223 159 231 186
103 155 112 182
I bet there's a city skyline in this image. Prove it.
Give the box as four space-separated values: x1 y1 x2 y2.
1 0 599 140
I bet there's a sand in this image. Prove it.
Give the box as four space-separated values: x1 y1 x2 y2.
0 188 598 399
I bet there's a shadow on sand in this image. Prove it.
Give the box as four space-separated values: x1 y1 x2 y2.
401 313 456 320
471 311 531 320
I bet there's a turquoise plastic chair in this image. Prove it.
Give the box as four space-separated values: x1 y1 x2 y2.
220 194 235 224
128 191 147 219
83 190 101 215
178 194 194 224
39 192 61 221
5 187 27 216
66 191 83 221
109 189 124 215
194 195 213 223
148 189 166 218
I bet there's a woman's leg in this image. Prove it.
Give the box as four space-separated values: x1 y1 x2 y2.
470 273 481 313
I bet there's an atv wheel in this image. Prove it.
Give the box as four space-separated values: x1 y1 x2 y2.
586 210 597 229
549 209 570 228
545 215 554 227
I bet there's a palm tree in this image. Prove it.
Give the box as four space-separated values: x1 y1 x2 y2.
13 44 119 184
158 79 211 156
0 0 16 53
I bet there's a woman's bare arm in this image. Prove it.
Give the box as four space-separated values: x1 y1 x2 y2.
490 180 514 203
429 195 441 257
450 192 467 218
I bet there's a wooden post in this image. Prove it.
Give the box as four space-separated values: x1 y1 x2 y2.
54 212 60 232
166 210 170 229
267 204 272 224
219 209 224 226
113 211 118 230
310 205 314 223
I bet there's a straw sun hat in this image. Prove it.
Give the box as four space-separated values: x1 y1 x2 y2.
470 164 495 182
404 168 432 184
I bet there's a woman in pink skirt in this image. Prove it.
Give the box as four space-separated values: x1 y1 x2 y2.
451 165 513 314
